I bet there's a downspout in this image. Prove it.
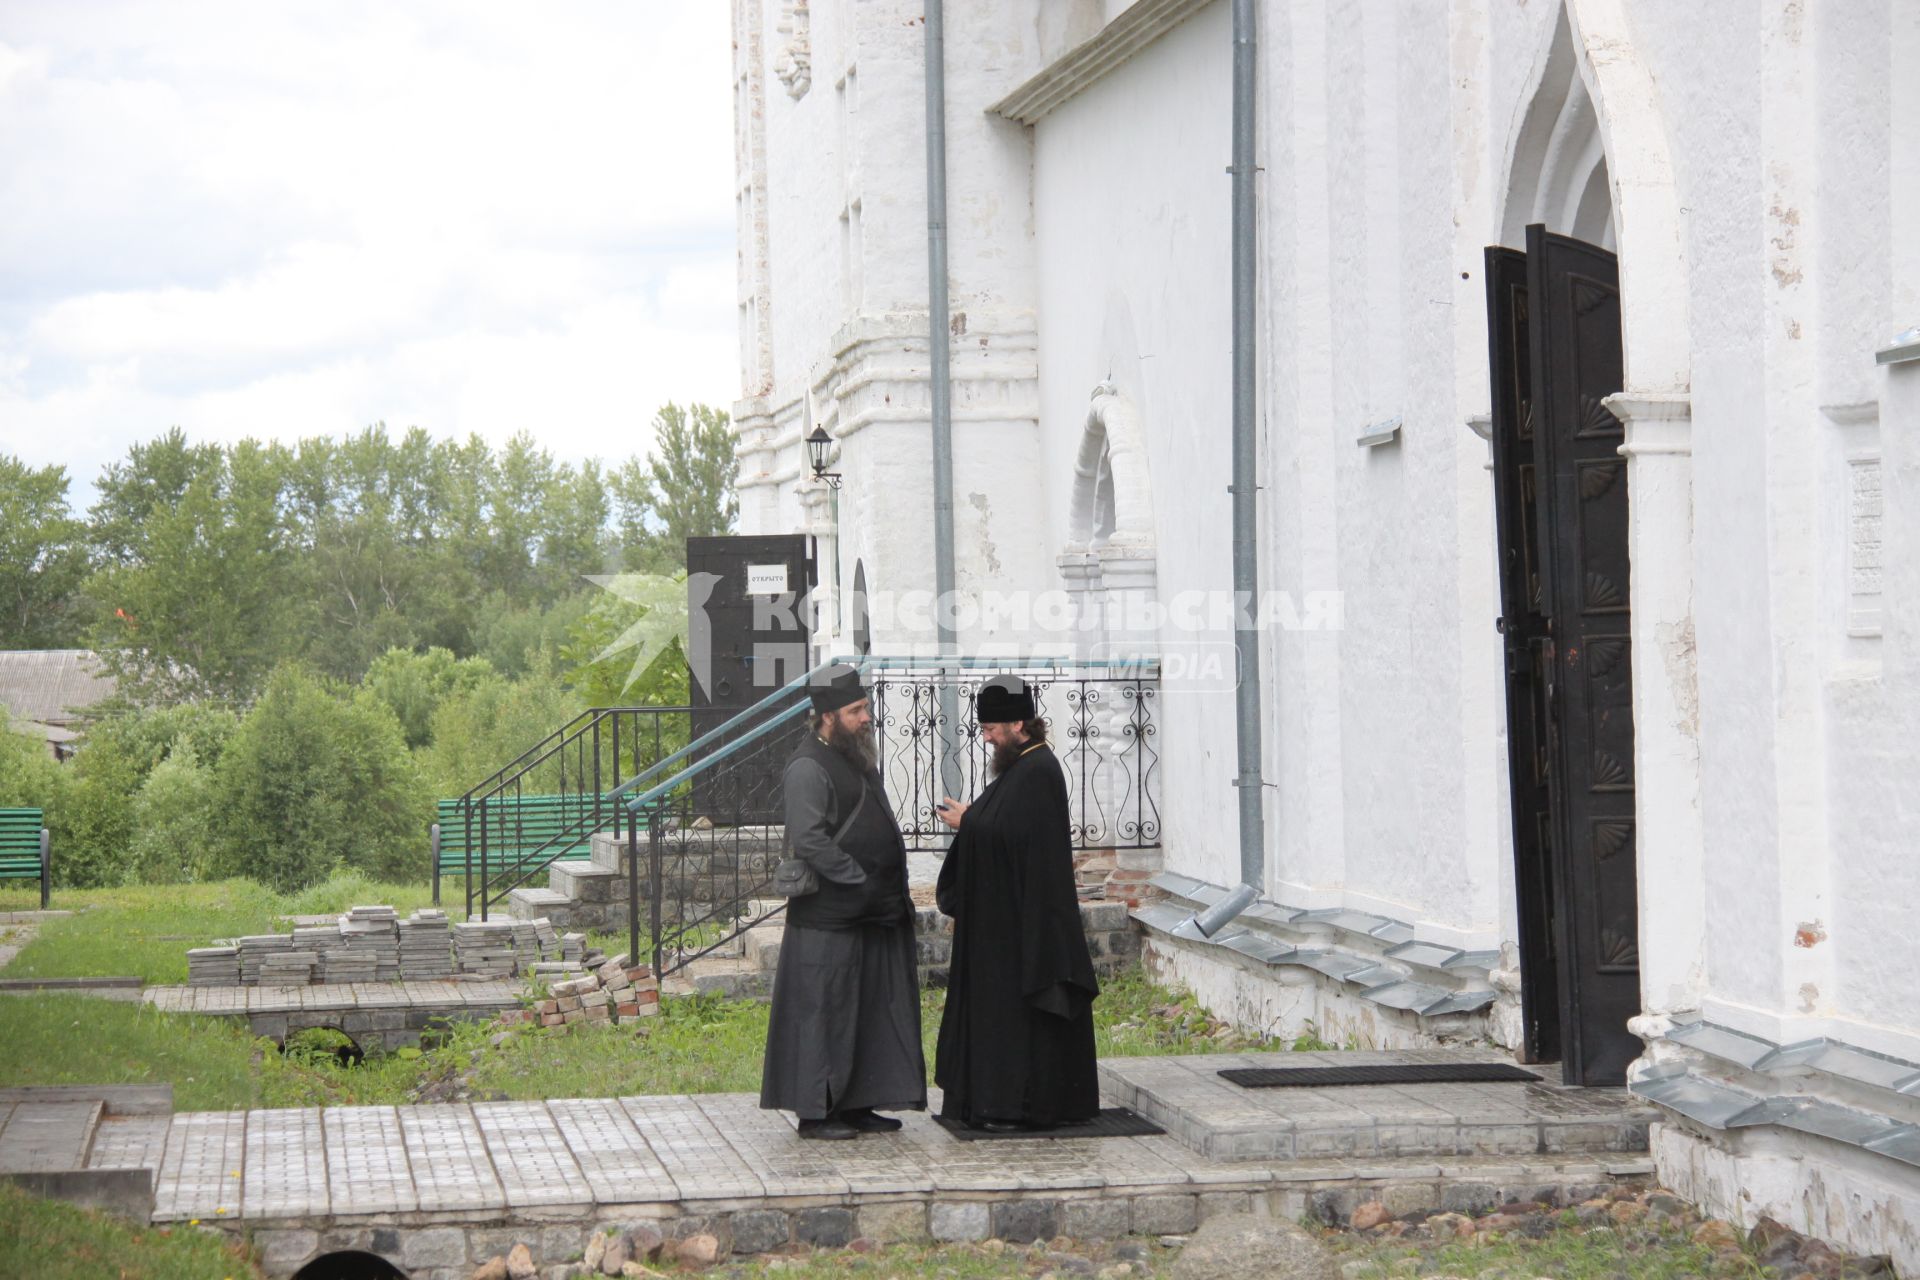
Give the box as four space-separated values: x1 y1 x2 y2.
925 0 966 805
1230 0 1265 897
1192 0 1266 937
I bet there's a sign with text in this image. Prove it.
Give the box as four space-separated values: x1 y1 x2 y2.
745 563 790 596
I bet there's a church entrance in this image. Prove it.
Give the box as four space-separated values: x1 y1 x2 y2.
1484 226 1640 1087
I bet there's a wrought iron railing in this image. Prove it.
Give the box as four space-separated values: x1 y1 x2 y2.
457 704 714 918
620 656 1161 976
862 658 1161 851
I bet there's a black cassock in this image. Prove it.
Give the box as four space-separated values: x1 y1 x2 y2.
935 741 1100 1127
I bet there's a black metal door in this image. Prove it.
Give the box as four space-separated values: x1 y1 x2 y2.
685 535 813 822
1484 246 1561 1066
1486 227 1639 1086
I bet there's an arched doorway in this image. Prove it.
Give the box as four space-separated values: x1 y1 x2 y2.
1484 0 1693 1087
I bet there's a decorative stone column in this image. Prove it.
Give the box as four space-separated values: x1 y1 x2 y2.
796 477 837 657
1055 547 1102 659
1606 391 1704 1038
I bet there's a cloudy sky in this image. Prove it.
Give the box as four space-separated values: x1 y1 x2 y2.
0 2 737 497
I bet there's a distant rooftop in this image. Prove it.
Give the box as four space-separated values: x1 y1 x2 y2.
0 649 117 730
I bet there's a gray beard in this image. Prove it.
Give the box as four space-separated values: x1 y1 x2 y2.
825 720 878 771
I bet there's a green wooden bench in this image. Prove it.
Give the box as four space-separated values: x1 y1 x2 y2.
433 794 606 904
0 808 50 909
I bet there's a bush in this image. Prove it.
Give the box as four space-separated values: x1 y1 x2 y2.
416 667 583 799
125 744 219 883
363 645 496 749
38 701 237 887
208 664 431 891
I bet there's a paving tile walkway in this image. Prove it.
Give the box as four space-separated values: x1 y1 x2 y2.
141 980 522 1016
0 1051 1659 1226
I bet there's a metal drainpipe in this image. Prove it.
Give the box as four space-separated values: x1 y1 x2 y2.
1230 0 1267 898
925 0 966 807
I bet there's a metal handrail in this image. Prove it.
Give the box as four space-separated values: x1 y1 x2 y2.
463 705 704 807
606 656 849 806
624 699 813 814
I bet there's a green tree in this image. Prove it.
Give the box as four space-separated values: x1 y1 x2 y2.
417 668 582 800
86 439 294 699
0 456 90 648
614 403 737 572
363 646 496 749
208 665 430 890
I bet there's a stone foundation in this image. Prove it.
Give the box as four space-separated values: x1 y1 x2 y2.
240 1159 1652 1279
1650 1121 1920 1279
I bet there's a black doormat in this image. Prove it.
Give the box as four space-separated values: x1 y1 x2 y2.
1219 1063 1543 1088
932 1107 1165 1141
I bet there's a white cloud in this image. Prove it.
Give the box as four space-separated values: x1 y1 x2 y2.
0 1 739 492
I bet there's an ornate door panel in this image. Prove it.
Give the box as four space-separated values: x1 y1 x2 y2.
1523 225 1639 1087
1484 246 1561 1066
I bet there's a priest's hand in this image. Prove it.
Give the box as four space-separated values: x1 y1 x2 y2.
935 796 968 830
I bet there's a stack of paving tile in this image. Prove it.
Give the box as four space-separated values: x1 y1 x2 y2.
186 946 240 986
453 921 519 977
560 933 586 964
531 918 560 959
396 908 453 979
319 948 376 984
258 950 318 986
237 934 296 984
509 919 541 969
338 906 401 982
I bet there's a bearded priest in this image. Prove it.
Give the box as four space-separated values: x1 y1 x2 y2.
933 673 1101 1131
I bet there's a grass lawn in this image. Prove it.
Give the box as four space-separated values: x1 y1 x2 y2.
0 877 1307 1109
0 1180 262 1279
0 964 1293 1111
0 873 455 985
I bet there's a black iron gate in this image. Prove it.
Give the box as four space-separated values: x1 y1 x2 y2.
1485 226 1640 1087
685 535 812 823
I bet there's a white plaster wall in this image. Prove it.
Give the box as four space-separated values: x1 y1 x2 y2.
1033 1 1238 886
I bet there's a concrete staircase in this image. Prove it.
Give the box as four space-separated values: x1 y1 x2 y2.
505 825 787 932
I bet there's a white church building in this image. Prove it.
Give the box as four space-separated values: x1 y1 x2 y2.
725 0 1920 1261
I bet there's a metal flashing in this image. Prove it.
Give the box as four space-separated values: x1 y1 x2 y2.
1665 1020 1774 1071
1419 990 1498 1016
1386 941 1465 970
1357 980 1449 1013
1444 950 1503 971
1631 1071 1763 1130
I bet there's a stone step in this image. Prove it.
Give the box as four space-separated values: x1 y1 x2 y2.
661 956 771 1001
549 860 626 904
1097 1051 1660 1164
0 1098 104 1176
505 887 576 927
591 827 788 874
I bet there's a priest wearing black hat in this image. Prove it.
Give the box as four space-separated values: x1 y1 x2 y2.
933 674 1101 1130
760 662 926 1139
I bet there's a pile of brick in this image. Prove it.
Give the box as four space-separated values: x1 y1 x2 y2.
526 953 660 1029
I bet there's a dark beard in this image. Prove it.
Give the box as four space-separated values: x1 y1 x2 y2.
989 739 1022 777
825 719 878 771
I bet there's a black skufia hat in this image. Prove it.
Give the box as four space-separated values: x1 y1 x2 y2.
975 673 1036 724
807 662 869 714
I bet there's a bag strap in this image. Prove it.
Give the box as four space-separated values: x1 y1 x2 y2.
829 775 870 845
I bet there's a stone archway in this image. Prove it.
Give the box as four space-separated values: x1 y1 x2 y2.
1494 0 1703 1051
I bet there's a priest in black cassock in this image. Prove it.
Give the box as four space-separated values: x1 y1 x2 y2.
760 663 926 1140
933 673 1101 1131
